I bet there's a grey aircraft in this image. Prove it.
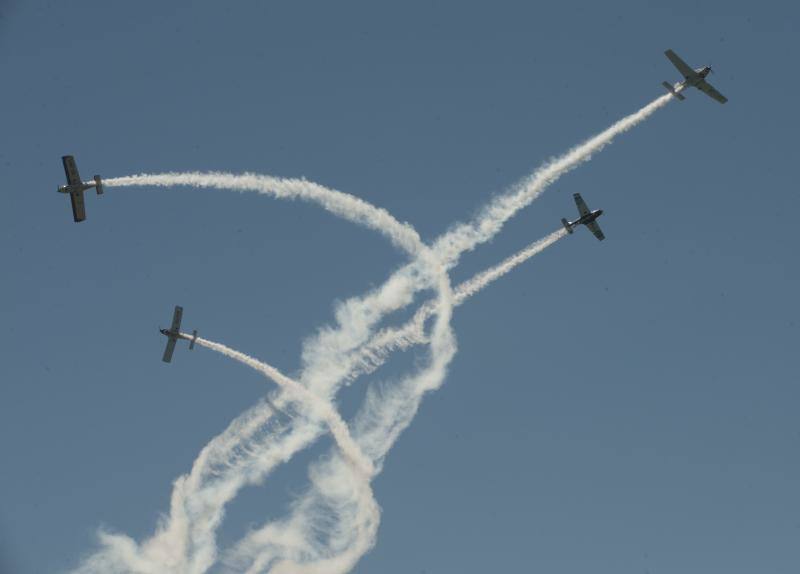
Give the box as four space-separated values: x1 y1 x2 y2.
561 193 605 241
662 49 728 104
57 155 104 222
160 305 198 363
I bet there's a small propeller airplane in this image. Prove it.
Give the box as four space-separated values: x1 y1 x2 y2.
160 305 198 363
661 49 728 104
561 193 605 241
57 156 104 223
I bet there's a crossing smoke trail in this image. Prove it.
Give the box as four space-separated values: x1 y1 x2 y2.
350 227 568 379
72 402 300 574
104 171 457 403
191 337 381 574
311 93 673 393
220 95 672 572
66 175 454 574
74 94 668 574
255 93 671 397
221 228 567 572
73 337 381 574
433 93 671 265
75 175 455 574
191 336 375 479
270 94 672 400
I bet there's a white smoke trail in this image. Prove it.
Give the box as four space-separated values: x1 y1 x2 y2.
452 227 568 305
293 93 670 391
224 454 382 574
105 172 425 257
432 93 672 266
345 93 672 377
225 95 671 572
76 174 456 574
75 94 668 574
81 396 303 574
220 229 565 572
350 228 568 379
231 272 457 574
72 337 377 574
103 171 456 404
191 336 375 478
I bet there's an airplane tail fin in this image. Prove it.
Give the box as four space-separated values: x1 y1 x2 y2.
93 175 104 195
189 330 198 350
662 81 686 101
561 218 574 234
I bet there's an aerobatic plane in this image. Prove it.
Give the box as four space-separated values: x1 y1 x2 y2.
561 193 605 241
57 155 104 223
662 49 728 104
160 306 198 363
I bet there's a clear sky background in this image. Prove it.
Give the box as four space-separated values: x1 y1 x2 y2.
1 1 798 572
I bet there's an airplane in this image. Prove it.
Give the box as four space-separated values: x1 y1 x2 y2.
160 305 198 363
662 49 728 104
561 193 605 241
57 155 104 222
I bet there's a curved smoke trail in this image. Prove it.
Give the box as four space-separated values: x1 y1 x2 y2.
350 228 568 379
217 95 671 572
74 94 669 573
74 175 456 574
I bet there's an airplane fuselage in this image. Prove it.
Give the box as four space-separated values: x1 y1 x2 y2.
161 328 195 343
568 209 603 228
681 66 711 88
160 328 178 338
58 182 94 195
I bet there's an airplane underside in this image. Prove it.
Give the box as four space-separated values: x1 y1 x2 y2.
662 49 727 104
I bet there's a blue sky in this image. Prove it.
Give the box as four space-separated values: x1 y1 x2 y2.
1 1 798 572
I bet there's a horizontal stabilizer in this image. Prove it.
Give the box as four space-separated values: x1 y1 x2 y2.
561 218 574 234
189 330 198 350
662 81 686 101
94 175 104 195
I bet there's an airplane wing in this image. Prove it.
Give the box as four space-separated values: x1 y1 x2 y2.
573 193 591 217
162 337 177 363
664 49 698 80
696 79 728 104
70 190 86 222
62 155 82 185
170 306 184 332
586 220 605 241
